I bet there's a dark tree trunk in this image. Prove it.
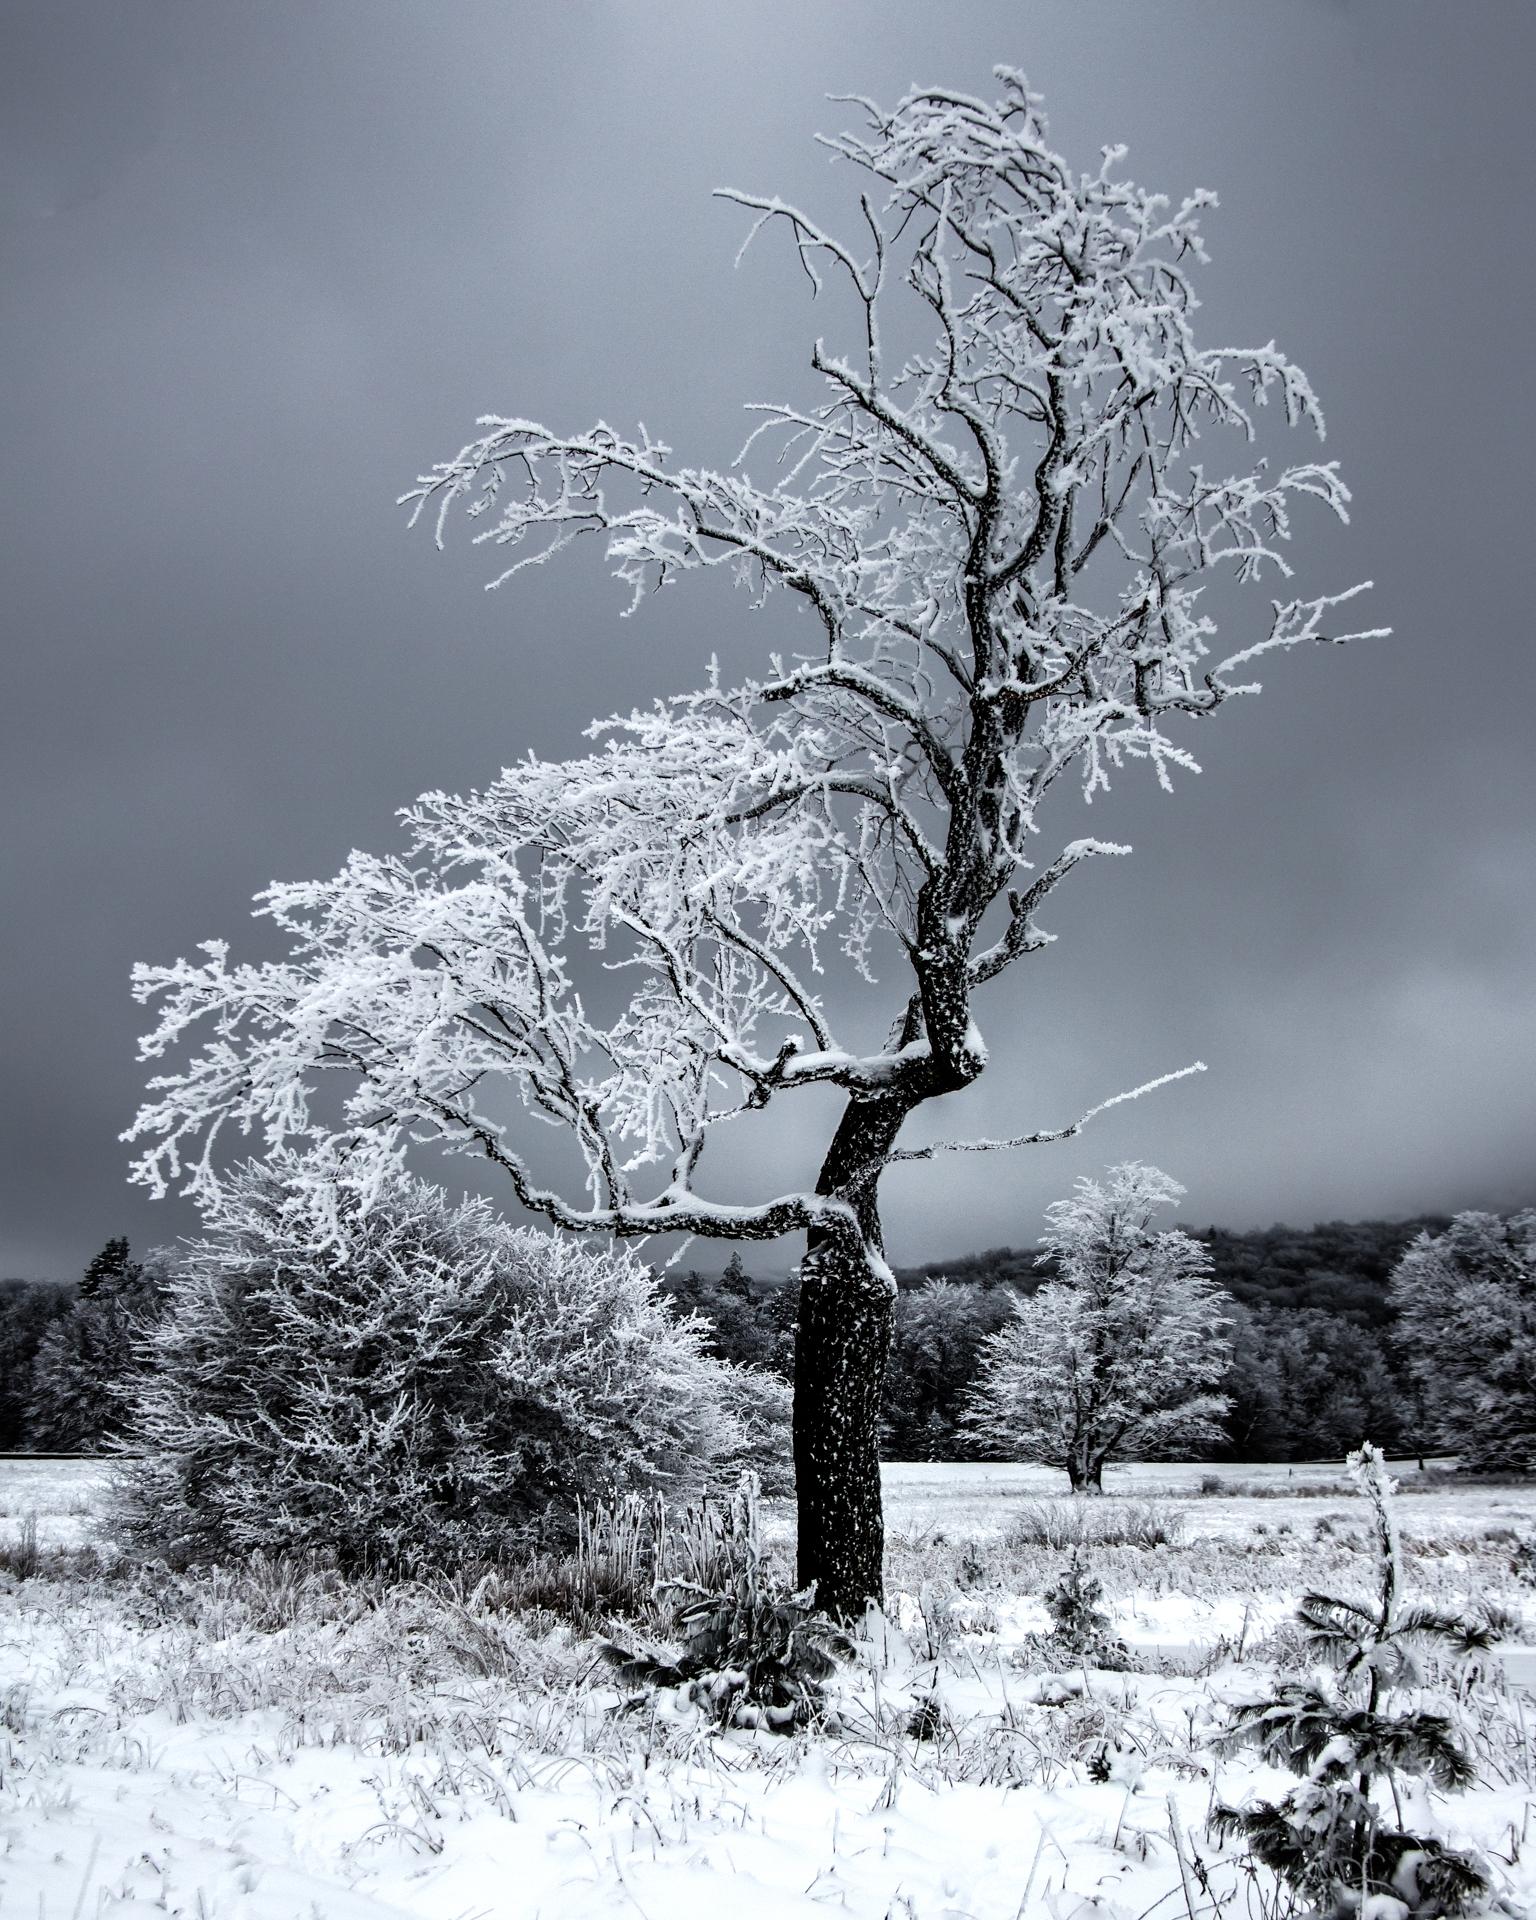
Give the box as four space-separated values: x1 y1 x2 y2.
793 1233 893 1620
1065 1446 1105 1494
793 1091 907 1621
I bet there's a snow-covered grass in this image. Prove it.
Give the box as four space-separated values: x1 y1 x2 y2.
0 1455 106 1543
878 1456 1536 1546
3 1459 1534 1917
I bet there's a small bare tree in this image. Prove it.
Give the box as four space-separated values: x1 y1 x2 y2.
126 73 1378 1617
964 1163 1232 1490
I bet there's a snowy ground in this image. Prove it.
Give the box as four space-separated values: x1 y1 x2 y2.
3 1459 1534 1918
0 1454 107 1548
880 1456 1536 1542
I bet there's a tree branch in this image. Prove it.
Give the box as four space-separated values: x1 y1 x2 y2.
889 1062 1206 1162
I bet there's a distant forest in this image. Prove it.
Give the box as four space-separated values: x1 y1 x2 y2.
659 1215 1458 1465
0 1215 1459 1463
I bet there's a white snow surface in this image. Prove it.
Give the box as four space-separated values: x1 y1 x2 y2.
3 1458 1534 1918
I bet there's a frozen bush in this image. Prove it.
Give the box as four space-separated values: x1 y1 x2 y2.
598 1474 855 1732
1005 1497 1185 1552
112 1160 787 1572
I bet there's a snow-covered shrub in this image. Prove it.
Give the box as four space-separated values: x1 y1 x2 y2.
1213 1444 1492 1918
112 1161 787 1572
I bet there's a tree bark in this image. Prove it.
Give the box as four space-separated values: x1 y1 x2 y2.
793 1091 907 1621
793 1233 893 1621
1065 1446 1105 1494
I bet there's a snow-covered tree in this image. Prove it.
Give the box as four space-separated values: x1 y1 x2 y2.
28 1239 163 1452
125 74 1378 1616
964 1164 1232 1490
1388 1209 1536 1473
882 1279 1014 1461
114 1160 786 1572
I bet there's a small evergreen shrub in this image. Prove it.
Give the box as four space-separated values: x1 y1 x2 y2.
113 1161 789 1573
1040 1551 1132 1670
1005 1548 1133 1675
1212 1444 1492 1918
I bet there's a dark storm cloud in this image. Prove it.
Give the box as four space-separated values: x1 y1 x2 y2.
3 1 1533 1278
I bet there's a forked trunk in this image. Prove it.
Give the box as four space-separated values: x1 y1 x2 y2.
1066 1448 1105 1495
793 1231 893 1620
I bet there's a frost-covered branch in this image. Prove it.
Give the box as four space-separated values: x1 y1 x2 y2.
967 837 1131 987
889 1062 1207 1163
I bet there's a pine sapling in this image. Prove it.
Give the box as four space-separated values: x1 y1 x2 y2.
1041 1549 1132 1671
1213 1444 1492 1918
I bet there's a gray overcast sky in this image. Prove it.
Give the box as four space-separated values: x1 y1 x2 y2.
3 1 1534 1279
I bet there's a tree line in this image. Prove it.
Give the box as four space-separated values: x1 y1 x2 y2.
3 1197 1529 1476
665 1207 1522 1468
0 1238 161 1452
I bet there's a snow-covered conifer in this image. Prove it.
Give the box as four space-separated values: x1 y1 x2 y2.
1388 1209 1536 1472
114 1160 782 1571
964 1164 1232 1490
125 74 1378 1616
28 1240 163 1453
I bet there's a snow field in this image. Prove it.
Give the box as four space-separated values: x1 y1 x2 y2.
0 1455 105 1550
3 1461 1534 1918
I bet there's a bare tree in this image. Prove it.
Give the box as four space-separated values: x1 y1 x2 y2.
126 73 1378 1618
964 1163 1232 1490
